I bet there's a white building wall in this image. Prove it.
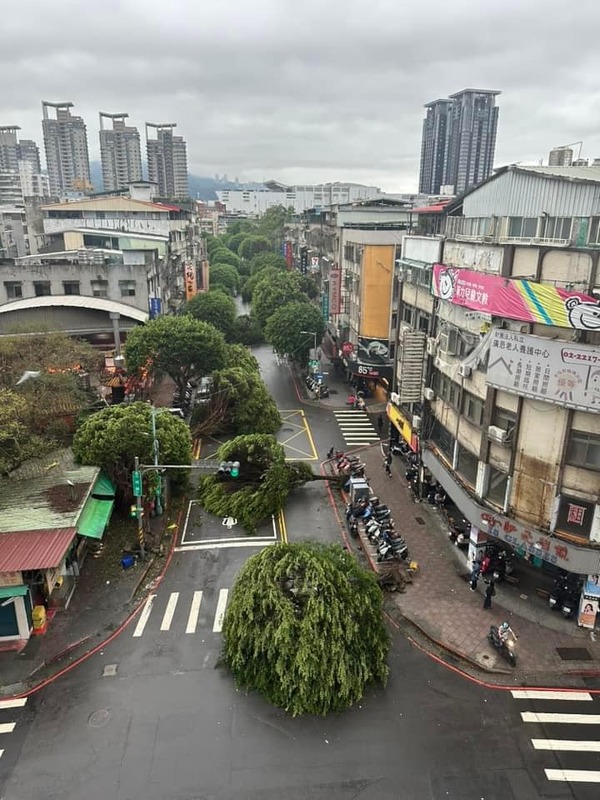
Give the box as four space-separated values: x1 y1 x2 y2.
402 235 443 263
42 216 171 237
217 183 382 214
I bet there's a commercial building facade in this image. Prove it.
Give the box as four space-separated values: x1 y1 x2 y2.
217 182 382 215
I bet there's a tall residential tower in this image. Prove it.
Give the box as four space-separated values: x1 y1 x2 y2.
42 101 91 195
418 89 500 195
146 123 188 198
99 112 143 191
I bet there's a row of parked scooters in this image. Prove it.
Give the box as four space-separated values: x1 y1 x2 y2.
305 374 330 399
548 571 583 619
334 452 411 564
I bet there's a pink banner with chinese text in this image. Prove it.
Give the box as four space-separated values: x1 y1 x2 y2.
432 265 600 331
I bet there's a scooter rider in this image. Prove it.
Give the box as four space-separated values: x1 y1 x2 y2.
498 621 517 643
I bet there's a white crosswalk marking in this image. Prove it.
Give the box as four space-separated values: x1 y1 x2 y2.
132 593 156 638
0 695 27 760
514 689 600 785
333 410 380 445
0 698 27 710
160 592 180 631
0 723 16 735
213 589 229 633
186 591 203 634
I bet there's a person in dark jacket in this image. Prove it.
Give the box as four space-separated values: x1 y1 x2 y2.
483 579 496 609
469 560 481 592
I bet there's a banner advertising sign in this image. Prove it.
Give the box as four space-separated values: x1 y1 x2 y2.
148 297 162 320
358 337 390 365
432 265 600 331
579 598 599 629
487 328 600 412
329 264 342 314
284 241 293 269
184 262 197 300
321 293 329 320
300 247 308 274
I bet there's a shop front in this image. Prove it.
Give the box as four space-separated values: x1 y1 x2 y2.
387 402 419 452
340 351 392 402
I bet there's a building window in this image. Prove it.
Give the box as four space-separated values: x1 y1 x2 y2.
507 217 538 238
566 430 600 471
542 217 572 240
456 443 478 488
33 281 51 297
430 417 454 463
462 391 484 426
4 281 22 299
487 466 508 506
433 370 460 408
91 279 109 298
491 406 516 439
63 281 80 295
402 304 414 325
119 280 136 297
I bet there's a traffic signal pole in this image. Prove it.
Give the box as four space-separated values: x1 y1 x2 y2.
134 456 146 558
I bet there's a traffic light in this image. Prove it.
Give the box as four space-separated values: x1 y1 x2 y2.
130 504 137 518
217 461 241 480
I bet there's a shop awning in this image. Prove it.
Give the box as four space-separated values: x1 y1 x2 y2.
0 585 29 598
77 495 114 541
0 528 77 572
91 473 116 500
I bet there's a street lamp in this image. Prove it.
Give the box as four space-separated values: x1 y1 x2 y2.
300 330 318 374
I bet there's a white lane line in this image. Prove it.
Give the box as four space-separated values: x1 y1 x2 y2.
186 591 203 634
0 749 3 758
545 769 600 783
160 592 180 631
175 540 277 552
512 690 592 701
521 712 600 725
132 593 156 637
0 724 16 734
532 739 600 751
213 589 228 633
0 698 27 710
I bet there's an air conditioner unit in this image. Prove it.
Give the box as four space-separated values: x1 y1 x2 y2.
488 425 508 444
405 269 413 282
390 392 400 405
412 415 422 430
426 337 437 356
458 364 472 378
423 388 436 401
438 330 456 355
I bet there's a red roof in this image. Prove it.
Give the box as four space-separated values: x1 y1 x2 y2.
412 201 451 214
0 528 77 572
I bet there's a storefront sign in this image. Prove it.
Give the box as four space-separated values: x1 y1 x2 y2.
352 362 393 381
357 337 390 365
0 571 22 587
329 265 342 314
148 297 161 319
579 598 598 629
387 402 418 452
555 495 596 539
487 329 600 412
300 247 308 274
184 262 197 301
321 293 329 320
584 574 600 598
284 241 293 269
432 265 600 330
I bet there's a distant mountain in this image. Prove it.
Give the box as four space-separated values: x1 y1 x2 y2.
89 161 239 201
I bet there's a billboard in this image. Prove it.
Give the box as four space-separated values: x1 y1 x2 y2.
432 265 600 331
357 336 390 365
487 328 600 412
148 297 161 319
184 262 197 301
284 241 293 269
329 264 342 314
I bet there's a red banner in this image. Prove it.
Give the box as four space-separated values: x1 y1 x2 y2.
284 241 293 270
329 264 341 314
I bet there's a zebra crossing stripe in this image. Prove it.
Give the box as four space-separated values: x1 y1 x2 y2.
160 592 180 631
213 589 228 633
545 769 600 783
186 591 203 634
0 724 16 735
521 712 600 725
511 690 592 701
0 698 27 710
132 593 156 638
532 739 600 752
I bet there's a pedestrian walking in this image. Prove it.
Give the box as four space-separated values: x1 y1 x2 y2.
483 579 496 610
469 559 481 592
384 460 392 478
377 413 384 435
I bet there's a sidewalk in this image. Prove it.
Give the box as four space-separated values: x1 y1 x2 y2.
327 444 600 687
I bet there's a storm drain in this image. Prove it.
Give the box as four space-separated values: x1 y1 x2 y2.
414 517 426 526
556 647 593 661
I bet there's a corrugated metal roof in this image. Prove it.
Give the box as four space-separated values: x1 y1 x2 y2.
0 295 148 322
0 528 77 571
515 165 600 183
40 197 181 213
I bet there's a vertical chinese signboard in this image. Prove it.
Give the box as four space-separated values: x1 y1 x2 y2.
284 241 293 270
321 293 329 320
184 262 197 301
329 264 341 315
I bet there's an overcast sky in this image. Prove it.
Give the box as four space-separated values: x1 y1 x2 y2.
3 0 600 192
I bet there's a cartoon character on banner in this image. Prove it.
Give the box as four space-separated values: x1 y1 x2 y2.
437 267 457 301
585 368 600 406
565 297 600 330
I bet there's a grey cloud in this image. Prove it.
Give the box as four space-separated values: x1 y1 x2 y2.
2 0 600 190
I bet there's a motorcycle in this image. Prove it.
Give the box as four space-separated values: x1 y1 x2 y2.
561 586 581 619
488 623 518 667
447 517 470 548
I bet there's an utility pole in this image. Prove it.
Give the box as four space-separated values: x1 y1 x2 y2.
151 406 163 515
133 456 146 558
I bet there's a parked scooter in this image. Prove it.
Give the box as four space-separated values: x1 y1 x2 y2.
488 622 518 667
447 516 470 548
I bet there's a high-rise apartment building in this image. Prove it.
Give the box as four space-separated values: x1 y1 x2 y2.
42 101 91 195
0 128 47 204
418 100 452 195
17 139 42 173
418 89 500 195
146 123 188 198
0 127 20 171
99 112 143 191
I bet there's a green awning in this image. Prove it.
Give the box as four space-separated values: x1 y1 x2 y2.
91 473 116 499
77 496 114 540
0 585 29 598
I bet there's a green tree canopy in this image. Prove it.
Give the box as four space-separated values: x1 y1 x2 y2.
227 232 251 253
238 235 272 261
225 219 256 237
209 263 240 295
232 314 263 346
256 205 292 244
249 252 287 275
251 272 305 330
0 388 54 475
265 302 326 363
240 266 281 303
209 247 242 269
125 315 227 395
185 290 237 341
222 343 260 372
297 273 320 300
222 542 390 716
210 367 281 435
73 402 192 501
0 330 100 388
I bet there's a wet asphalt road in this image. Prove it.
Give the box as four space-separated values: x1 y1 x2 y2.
1 346 599 799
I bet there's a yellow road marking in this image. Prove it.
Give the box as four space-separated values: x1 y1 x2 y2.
192 437 202 460
277 408 318 460
300 408 318 460
278 509 288 543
